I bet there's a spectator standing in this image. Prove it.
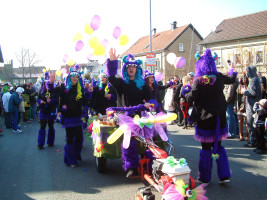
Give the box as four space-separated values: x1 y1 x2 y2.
8 87 24 133
2 85 12 128
243 66 262 147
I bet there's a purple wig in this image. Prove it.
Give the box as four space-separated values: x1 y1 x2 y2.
195 49 218 78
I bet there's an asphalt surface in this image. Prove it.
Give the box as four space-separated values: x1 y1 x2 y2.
0 117 267 200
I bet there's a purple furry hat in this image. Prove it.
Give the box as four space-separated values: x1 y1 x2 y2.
121 54 143 79
143 70 154 80
195 49 218 78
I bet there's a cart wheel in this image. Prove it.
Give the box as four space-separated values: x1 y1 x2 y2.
95 157 107 173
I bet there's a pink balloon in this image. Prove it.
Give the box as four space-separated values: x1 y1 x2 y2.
75 40 84 51
175 57 186 68
62 54 68 63
87 53 93 60
90 15 101 30
112 26 121 39
155 72 163 82
61 68 67 74
100 39 109 49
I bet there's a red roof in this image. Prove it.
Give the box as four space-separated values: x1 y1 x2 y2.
123 24 202 56
201 10 267 45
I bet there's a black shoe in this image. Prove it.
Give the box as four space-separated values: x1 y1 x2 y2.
37 145 43 149
253 149 264 154
244 142 256 148
197 177 209 185
219 177 230 184
47 144 54 147
177 123 184 127
126 169 138 178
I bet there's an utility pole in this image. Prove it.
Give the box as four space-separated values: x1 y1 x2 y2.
149 0 152 53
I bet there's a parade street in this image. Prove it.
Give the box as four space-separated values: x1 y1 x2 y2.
0 118 267 200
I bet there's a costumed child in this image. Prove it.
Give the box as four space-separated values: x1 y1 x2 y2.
58 65 85 167
106 48 151 178
252 99 267 154
184 49 237 184
37 71 59 149
82 79 93 129
90 70 117 115
180 76 191 129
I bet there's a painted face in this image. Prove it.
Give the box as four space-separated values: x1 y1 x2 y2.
126 64 137 79
100 76 107 84
147 76 154 84
71 75 79 85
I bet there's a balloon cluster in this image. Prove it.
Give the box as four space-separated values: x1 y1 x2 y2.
166 52 186 69
62 14 130 68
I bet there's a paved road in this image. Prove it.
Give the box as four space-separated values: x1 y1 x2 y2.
0 118 266 200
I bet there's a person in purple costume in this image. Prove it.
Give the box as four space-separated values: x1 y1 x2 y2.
185 49 237 184
106 48 152 178
37 72 59 149
58 65 85 167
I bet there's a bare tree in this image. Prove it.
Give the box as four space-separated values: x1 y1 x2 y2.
15 48 41 82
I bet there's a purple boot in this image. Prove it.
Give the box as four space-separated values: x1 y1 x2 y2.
198 149 213 183
216 146 231 180
37 129 46 148
47 129 55 146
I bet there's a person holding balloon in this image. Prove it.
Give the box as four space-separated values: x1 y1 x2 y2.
58 65 85 167
37 72 59 149
184 49 237 184
106 48 152 178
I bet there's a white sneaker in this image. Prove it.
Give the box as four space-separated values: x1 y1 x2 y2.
17 129 23 133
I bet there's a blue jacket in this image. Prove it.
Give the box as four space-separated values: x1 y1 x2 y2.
8 92 22 112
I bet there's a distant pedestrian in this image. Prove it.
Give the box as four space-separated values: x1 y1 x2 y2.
8 87 24 133
2 85 12 129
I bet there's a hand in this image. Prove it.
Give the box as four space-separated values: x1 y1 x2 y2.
109 48 120 61
104 94 111 100
46 98 51 103
62 105 67 110
144 102 151 109
40 100 45 104
57 112 61 117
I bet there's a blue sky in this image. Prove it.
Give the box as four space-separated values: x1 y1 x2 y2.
0 0 266 69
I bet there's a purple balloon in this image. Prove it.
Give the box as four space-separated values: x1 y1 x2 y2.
175 57 186 68
100 39 109 49
112 26 121 39
87 53 93 61
75 40 84 51
62 54 68 63
155 72 163 82
90 15 101 30
61 68 67 74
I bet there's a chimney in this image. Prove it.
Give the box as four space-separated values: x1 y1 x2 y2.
171 21 177 31
153 28 156 35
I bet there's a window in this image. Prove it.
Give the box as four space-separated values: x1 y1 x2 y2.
196 45 200 52
215 57 221 66
179 43 184 52
246 51 254 65
155 59 160 71
235 54 241 65
256 51 263 64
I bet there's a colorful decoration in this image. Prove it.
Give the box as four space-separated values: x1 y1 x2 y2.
90 15 101 30
133 115 153 129
166 52 177 65
119 35 129 46
56 70 61 76
74 33 82 42
175 57 186 68
211 153 219 160
200 75 217 85
213 52 218 60
107 124 127 144
61 68 67 74
195 52 201 60
84 23 93 35
154 72 163 82
62 54 68 63
112 26 122 39
89 36 99 49
67 59 75 66
75 40 84 51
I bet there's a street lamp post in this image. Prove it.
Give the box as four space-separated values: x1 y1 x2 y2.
149 0 152 53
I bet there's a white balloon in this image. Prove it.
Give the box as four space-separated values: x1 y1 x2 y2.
166 52 177 65
98 57 106 65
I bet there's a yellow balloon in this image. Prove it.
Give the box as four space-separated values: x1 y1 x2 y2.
46 67 50 71
93 44 106 56
56 70 62 76
74 33 82 42
67 59 75 66
42 69 46 73
89 37 99 49
153 113 177 123
119 35 129 46
84 23 94 35
107 124 127 144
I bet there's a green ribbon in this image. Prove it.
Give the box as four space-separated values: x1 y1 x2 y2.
167 156 178 168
